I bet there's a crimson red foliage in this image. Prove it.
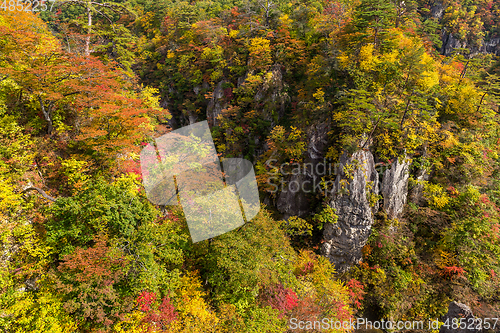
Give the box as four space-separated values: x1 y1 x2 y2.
347 279 365 310
136 291 178 330
259 283 299 318
441 266 466 279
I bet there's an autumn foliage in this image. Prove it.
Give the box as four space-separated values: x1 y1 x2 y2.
2 0 500 331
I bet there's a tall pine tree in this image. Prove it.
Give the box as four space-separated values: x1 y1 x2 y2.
352 0 397 47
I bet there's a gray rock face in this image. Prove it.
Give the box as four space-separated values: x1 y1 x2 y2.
439 302 480 333
276 172 314 218
441 31 464 56
255 64 288 126
482 37 500 56
381 158 410 219
409 166 430 206
431 1 445 19
322 149 379 273
207 80 229 127
307 123 329 161
276 123 329 218
440 31 500 57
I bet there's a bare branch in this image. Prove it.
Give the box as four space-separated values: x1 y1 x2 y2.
22 186 57 202
400 89 415 130
476 92 487 115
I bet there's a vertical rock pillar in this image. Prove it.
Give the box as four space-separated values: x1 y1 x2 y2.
381 157 411 220
322 149 379 273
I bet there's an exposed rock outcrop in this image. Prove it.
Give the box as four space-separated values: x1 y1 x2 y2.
276 172 314 219
381 157 410 219
254 64 288 126
431 1 445 19
440 31 465 56
482 37 500 56
276 123 329 218
409 165 431 206
307 123 329 161
439 302 480 333
207 80 229 127
440 30 500 57
322 149 379 273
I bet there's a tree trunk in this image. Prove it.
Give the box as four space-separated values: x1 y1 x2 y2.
85 1 92 56
38 97 53 135
22 186 57 202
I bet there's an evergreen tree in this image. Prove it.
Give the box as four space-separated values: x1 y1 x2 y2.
352 0 397 46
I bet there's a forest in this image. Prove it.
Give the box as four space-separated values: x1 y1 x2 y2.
1 0 500 332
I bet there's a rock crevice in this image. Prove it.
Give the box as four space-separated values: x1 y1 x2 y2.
276 123 329 219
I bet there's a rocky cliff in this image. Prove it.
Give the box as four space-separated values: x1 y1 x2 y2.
276 123 329 219
430 0 500 56
321 152 416 272
321 149 379 273
381 157 411 220
439 302 479 333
